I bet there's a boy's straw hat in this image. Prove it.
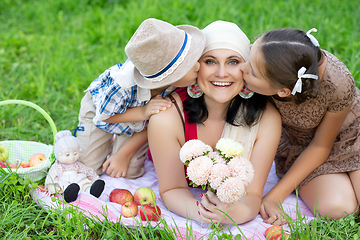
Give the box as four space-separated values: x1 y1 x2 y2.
125 18 205 89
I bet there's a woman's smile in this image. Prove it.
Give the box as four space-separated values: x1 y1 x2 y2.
211 81 233 87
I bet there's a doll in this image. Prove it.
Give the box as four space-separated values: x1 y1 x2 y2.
45 130 105 203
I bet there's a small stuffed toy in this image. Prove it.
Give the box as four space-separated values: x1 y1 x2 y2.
45 130 105 203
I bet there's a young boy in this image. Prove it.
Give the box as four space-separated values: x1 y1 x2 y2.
76 18 205 178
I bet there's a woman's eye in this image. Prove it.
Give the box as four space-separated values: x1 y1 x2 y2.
66 153 70 157
204 59 215 65
74 152 77 155
229 60 239 65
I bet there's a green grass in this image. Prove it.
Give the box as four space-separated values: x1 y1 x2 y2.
0 0 360 239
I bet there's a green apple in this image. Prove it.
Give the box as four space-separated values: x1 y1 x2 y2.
0 144 9 162
133 187 156 205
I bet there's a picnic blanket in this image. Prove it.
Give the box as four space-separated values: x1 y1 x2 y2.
31 159 314 239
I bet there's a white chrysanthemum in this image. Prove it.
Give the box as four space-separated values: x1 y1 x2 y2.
186 156 213 186
209 163 230 190
215 138 244 159
179 139 209 164
207 151 226 164
205 144 213 154
228 157 254 187
216 177 246 203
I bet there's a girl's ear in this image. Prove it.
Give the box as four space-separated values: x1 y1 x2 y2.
276 88 292 98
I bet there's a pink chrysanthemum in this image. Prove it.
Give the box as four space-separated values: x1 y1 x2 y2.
179 139 212 164
216 177 246 203
227 157 254 187
186 156 213 186
209 163 230 190
207 151 226 164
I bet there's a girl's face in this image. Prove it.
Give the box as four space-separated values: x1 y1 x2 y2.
58 147 80 164
240 39 280 96
197 49 245 104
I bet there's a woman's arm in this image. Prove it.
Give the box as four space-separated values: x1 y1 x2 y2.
200 102 282 224
148 95 203 222
261 103 353 224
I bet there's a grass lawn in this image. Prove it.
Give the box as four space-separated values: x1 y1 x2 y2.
1 0 360 239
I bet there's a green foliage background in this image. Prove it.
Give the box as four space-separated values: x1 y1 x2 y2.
0 0 359 144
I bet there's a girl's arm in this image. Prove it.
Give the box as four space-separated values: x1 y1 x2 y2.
199 102 282 224
261 103 353 224
148 96 204 222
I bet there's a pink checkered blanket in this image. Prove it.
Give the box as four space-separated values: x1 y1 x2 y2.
31 159 314 239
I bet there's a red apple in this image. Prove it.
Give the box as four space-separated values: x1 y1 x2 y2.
0 144 9 162
0 161 17 169
121 201 138 218
37 185 48 194
139 204 161 221
8 163 18 169
29 153 46 167
109 188 134 205
19 161 30 168
0 161 6 168
265 225 289 240
134 187 156 205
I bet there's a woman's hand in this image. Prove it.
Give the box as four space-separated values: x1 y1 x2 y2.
260 195 286 225
198 190 232 223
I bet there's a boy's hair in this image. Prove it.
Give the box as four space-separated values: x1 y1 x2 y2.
259 28 323 104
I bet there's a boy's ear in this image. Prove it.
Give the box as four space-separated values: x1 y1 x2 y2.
276 88 292 98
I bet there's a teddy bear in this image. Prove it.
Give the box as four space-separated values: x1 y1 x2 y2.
45 130 105 203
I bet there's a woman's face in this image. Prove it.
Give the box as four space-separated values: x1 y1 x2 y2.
240 39 279 96
197 49 245 104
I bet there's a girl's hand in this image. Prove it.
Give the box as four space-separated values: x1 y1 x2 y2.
260 196 286 225
143 95 172 119
198 191 232 223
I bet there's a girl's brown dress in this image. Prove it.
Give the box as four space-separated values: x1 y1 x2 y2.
272 50 360 190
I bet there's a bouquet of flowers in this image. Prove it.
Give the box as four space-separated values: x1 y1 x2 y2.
179 138 254 203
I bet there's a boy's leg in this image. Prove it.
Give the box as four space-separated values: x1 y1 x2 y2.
77 92 113 175
112 134 149 179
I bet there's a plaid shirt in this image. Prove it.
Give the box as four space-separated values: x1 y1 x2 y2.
87 62 174 135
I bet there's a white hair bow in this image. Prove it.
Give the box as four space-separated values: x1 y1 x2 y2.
291 67 319 95
306 28 320 47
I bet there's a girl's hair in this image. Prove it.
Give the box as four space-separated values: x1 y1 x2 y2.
259 28 323 104
184 93 267 127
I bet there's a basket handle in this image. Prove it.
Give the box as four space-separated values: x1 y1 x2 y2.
0 100 57 162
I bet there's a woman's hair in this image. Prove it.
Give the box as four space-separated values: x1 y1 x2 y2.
184 93 267 127
259 28 323 104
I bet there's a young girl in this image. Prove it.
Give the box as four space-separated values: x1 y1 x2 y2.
241 28 360 224
147 20 281 224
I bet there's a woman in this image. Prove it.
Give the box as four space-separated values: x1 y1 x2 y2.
240 28 360 224
148 20 281 224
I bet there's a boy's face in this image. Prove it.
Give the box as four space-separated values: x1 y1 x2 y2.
170 62 200 87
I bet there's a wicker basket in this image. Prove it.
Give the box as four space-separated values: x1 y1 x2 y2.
0 100 57 182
